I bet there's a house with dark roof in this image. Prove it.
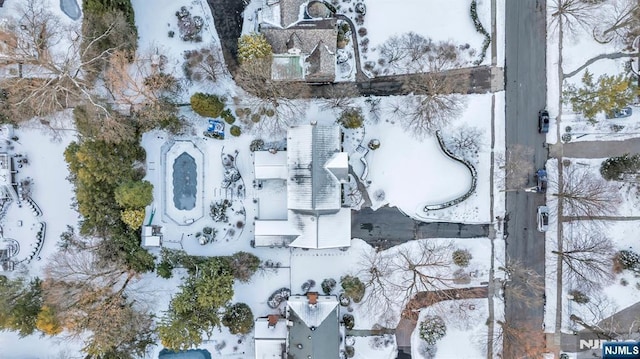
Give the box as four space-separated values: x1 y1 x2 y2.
254 293 344 359
257 0 337 82
253 125 351 249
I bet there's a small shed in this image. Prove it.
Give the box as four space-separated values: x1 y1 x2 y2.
142 225 162 248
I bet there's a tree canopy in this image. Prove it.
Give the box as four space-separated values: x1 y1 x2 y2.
564 69 638 120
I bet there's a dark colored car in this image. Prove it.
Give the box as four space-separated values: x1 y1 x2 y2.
535 169 548 193
538 110 550 133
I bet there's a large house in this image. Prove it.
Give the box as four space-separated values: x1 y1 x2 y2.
257 0 337 82
254 292 343 359
253 125 351 249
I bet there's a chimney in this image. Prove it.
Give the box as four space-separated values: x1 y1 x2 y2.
307 292 318 305
267 314 279 328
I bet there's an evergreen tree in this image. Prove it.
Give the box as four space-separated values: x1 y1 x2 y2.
114 180 153 209
0 276 43 337
222 303 254 334
564 69 638 121
190 93 225 118
237 33 273 64
228 252 260 283
419 315 447 345
600 153 640 180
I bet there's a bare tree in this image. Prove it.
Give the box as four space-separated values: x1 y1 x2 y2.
549 0 599 36
319 84 358 112
0 0 136 122
593 0 640 46
499 259 544 309
236 58 307 137
377 33 463 73
553 231 615 293
497 320 547 358
183 46 225 84
443 125 484 161
42 245 155 357
393 73 463 139
554 165 622 217
358 240 456 324
498 144 534 191
104 48 182 109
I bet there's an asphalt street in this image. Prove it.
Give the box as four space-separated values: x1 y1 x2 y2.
504 0 548 356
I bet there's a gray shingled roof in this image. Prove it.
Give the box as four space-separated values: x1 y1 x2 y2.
287 296 341 359
261 19 337 82
279 0 307 28
286 125 343 212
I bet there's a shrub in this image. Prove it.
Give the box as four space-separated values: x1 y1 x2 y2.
600 153 640 181
114 180 153 209
228 251 260 282
342 314 355 330
190 92 225 118
338 108 364 129
250 139 264 152
301 279 316 293
368 139 380 150
157 260 174 279
339 292 351 306
345 346 355 358
613 250 640 273
120 208 145 229
419 316 446 345
230 125 242 137
569 289 589 304
452 249 472 267
321 278 337 295
340 275 365 303
221 109 236 124
222 303 254 334
251 114 261 123
358 27 367 37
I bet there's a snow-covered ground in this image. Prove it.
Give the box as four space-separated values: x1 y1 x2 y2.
0 0 506 357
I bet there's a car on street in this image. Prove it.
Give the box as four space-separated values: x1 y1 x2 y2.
538 110 549 133
535 169 547 193
537 205 549 232
606 106 632 119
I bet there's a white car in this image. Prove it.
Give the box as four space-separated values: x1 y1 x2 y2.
537 206 549 232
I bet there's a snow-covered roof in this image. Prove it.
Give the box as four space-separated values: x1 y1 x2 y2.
255 220 301 236
287 125 343 212
286 294 340 359
255 317 288 339
253 125 351 249
288 208 351 249
287 294 338 329
254 316 287 359
143 235 161 247
255 151 288 180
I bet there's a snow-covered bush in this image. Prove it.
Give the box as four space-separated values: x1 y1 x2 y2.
613 250 640 273
452 249 472 267
230 125 242 137
340 275 365 303
419 316 447 345
569 289 589 304
338 108 364 129
322 278 337 295
301 279 316 293
222 303 254 334
268 288 291 308
342 313 355 330
210 200 230 222
369 334 394 349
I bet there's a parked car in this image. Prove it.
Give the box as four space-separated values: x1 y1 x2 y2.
606 106 632 119
538 110 550 133
537 206 549 232
535 169 548 193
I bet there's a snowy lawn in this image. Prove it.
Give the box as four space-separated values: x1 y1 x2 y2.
364 93 497 224
411 298 489 359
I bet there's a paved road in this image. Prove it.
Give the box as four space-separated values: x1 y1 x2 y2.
552 137 640 158
352 206 489 249
504 0 548 357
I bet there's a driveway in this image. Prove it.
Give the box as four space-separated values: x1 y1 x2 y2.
352 206 489 249
552 137 640 158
